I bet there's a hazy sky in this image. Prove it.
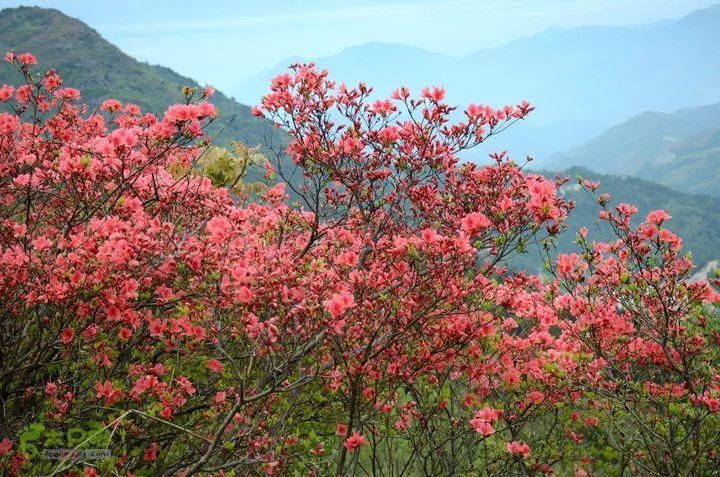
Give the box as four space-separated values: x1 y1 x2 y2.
0 0 717 92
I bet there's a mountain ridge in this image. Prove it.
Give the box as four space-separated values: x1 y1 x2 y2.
544 102 720 195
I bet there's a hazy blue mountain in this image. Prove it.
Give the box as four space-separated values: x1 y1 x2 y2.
236 4 720 160
236 42 454 106
544 103 720 195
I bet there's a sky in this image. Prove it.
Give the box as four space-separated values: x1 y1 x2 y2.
0 0 717 93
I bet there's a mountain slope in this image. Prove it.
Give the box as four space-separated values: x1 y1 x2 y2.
0 6 282 153
544 103 720 195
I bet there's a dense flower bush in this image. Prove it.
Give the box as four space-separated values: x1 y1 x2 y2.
0 53 718 476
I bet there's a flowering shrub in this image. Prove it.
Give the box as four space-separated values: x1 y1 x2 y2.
546 197 720 474
0 53 718 476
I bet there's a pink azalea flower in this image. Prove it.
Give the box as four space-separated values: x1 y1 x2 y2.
342 432 367 452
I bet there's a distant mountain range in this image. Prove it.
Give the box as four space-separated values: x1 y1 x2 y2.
0 6 283 157
236 4 720 160
544 102 720 196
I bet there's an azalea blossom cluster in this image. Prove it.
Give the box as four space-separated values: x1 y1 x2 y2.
0 55 718 476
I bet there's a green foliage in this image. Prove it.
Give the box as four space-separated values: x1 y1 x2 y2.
182 142 270 196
